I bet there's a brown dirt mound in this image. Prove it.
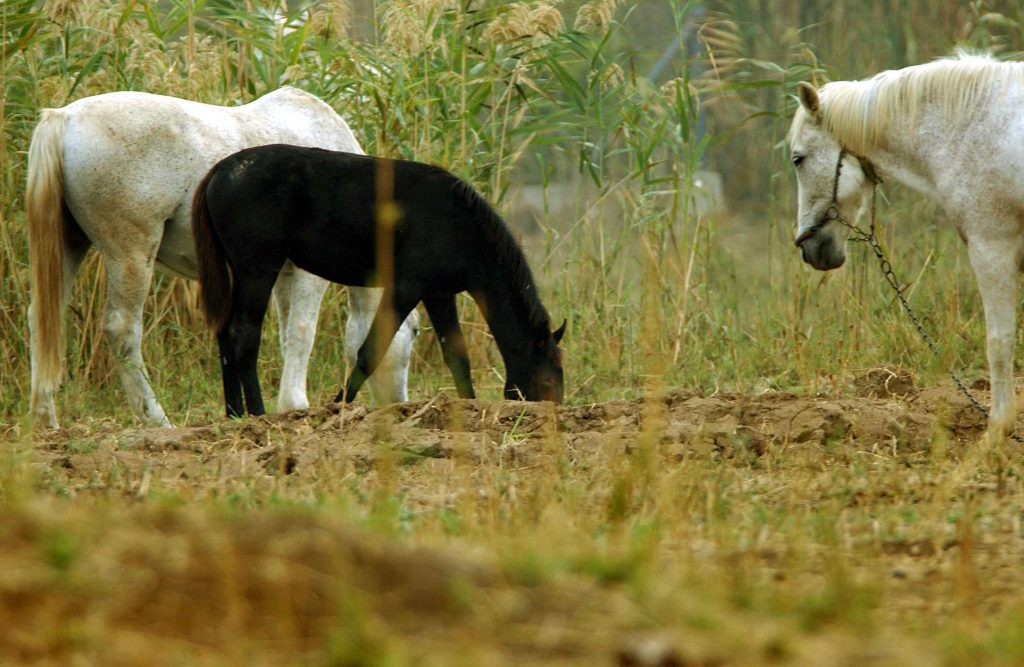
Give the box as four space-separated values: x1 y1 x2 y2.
26 379 998 507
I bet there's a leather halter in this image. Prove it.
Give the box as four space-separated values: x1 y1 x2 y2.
794 149 882 247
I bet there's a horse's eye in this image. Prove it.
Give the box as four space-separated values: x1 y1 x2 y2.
792 154 805 167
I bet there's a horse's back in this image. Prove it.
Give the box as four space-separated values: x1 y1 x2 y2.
49 89 359 275
203 145 483 288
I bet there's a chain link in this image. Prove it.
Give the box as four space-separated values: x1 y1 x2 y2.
824 151 1023 442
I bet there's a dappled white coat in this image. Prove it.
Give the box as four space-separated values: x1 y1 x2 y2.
788 53 1024 436
27 87 418 428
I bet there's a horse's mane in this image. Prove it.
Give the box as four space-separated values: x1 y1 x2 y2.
448 174 551 333
793 52 1024 154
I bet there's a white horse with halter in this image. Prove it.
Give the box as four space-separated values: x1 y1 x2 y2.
27 87 418 428
789 53 1024 436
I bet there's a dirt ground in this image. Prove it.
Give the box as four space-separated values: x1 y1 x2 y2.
35 367 989 486
8 369 1024 665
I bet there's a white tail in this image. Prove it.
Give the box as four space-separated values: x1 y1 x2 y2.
26 109 68 421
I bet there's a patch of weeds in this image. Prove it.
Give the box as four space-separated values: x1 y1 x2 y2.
762 634 793 662
503 551 559 588
225 488 259 510
63 438 100 455
436 508 462 536
367 494 412 537
573 550 640 585
823 417 852 450
42 528 78 575
396 441 445 465
501 409 530 446
684 609 721 632
447 576 477 615
47 482 73 498
606 477 634 523
794 574 879 634
325 595 399 667
988 608 1024 662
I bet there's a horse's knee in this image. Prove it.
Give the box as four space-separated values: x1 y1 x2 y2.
987 331 1014 359
102 309 140 360
287 317 316 346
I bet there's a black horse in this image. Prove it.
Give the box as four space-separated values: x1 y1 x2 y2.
192 144 565 417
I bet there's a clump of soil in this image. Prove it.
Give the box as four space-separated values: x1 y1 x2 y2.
852 366 917 399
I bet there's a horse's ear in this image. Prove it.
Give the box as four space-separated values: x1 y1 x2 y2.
797 82 822 123
553 319 566 344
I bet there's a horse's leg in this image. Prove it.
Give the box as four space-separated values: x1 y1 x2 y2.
422 293 475 399
216 325 245 418
29 228 91 428
101 251 171 427
336 287 420 403
967 234 1023 436
346 287 420 404
272 263 328 412
226 271 279 417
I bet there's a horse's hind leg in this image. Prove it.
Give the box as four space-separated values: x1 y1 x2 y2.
217 327 245 418
223 270 279 417
101 250 171 427
272 263 328 412
422 293 475 399
345 287 420 404
29 223 91 427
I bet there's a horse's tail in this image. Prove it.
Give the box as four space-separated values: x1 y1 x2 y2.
26 109 69 405
191 169 233 333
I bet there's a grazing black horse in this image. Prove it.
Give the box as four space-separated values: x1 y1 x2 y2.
192 144 566 417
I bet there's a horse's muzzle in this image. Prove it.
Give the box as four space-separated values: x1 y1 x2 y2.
798 235 845 271
794 225 820 247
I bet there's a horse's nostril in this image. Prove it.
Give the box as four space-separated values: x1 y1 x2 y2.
794 227 817 246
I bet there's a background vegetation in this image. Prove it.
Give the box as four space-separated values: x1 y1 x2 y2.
3 1 1024 664
3 0 1022 424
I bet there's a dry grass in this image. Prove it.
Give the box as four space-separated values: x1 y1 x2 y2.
5 384 1024 665
4 1 1024 663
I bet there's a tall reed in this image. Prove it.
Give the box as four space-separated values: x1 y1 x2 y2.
0 0 1020 424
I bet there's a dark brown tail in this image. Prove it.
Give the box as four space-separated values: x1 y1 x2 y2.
191 169 232 333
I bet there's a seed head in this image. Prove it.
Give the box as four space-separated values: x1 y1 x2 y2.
574 0 620 34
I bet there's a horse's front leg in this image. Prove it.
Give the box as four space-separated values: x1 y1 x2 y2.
967 234 1022 436
337 288 420 404
422 293 475 399
346 287 419 404
272 263 328 412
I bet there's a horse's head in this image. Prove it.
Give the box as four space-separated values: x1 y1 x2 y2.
506 320 566 403
789 82 875 271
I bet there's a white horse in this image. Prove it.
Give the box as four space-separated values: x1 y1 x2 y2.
27 87 419 428
789 52 1024 436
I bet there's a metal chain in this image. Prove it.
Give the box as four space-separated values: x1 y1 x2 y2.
824 151 1023 442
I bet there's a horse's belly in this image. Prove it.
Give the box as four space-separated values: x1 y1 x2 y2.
291 244 374 287
155 218 200 279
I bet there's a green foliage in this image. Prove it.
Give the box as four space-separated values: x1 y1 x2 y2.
4 8 1024 661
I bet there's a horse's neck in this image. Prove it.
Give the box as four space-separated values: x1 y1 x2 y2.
867 147 940 202
472 269 543 366
858 108 980 205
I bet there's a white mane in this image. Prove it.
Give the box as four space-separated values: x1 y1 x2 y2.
793 52 1024 154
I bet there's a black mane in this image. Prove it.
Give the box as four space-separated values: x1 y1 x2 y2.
448 176 551 335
